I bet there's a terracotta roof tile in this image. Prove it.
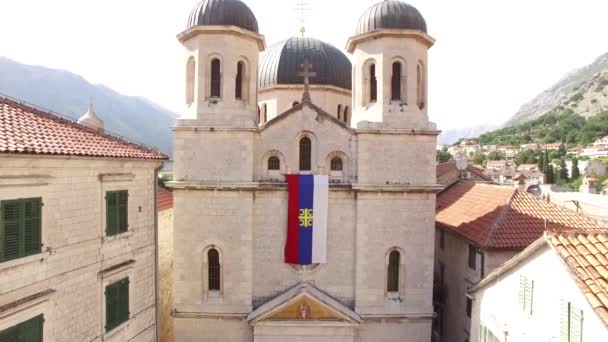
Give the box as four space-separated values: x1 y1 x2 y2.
158 187 174 211
548 231 608 326
437 182 604 249
0 96 168 160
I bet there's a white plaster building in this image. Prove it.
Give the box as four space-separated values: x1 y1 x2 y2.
469 231 608 342
0 97 167 341
169 0 441 341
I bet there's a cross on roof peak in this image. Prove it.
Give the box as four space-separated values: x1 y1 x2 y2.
297 58 317 103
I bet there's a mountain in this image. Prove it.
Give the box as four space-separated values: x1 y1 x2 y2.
507 52 608 126
0 57 175 155
438 124 498 145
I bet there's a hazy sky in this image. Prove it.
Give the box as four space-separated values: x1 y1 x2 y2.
1 0 606 130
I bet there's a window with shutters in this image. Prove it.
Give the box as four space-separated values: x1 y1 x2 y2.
387 251 400 292
0 314 44 342
210 58 221 98
105 278 130 332
468 244 477 270
106 191 128 237
268 156 281 171
560 300 583 342
208 249 221 291
299 137 312 171
518 275 534 315
1 198 42 263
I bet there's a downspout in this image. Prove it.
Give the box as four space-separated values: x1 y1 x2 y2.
154 164 162 342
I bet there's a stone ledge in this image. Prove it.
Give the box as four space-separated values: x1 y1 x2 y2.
0 174 52 187
99 173 136 182
167 181 442 193
173 312 248 320
0 289 55 319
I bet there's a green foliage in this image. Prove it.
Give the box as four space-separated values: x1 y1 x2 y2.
487 151 506 161
548 151 560 161
479 111 608 147
516 149 540 166
546 164 555 184
472 153 487 165
559 159 569 183
437 150 452 162
571 158 581 180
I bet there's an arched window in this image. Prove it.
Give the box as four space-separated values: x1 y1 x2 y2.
235 61 244 100
292 101 299 107
257 106 261 123
370 64 378 102
299 137 312 171
263 104 268 123
331 157 343 171
343 106 349 123
210 59 221 98
417 61 426 109
208 249 220 291
268 156 280 171
337 105 342 119
391 62 402 101
186 57 195 105
387 251 400 292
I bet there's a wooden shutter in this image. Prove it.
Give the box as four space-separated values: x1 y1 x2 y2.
1 200 21 262
0 324 18 341
105 283 119 331
569 306 583 342
118 191 128 233
119 278 130 323
19 314 44 342
560 300 570 342
106 192 118 236
23 199 42 257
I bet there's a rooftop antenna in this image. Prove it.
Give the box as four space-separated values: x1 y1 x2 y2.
295 1 311 37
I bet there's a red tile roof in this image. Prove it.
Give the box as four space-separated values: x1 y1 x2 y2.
158 187 174 211
548 232 608 325
436 161 493 185
436 182 603 249
0 96 168 160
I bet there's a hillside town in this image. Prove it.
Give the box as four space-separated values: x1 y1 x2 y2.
1 0 608 342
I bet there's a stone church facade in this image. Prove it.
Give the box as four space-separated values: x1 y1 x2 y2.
169 0 440 341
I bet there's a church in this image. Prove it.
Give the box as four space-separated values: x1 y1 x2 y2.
168 0 440 340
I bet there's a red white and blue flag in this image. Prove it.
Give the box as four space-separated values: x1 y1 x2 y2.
285 175 329 265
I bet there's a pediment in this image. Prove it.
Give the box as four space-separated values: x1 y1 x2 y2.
261 101 354 135
247 283 360 324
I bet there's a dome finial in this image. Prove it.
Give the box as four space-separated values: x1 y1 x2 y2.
296 1 310 37
78 96 105 131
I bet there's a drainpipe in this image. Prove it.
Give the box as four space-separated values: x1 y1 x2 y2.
154 164 162 342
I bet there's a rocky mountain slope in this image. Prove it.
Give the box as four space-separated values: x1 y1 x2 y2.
507 52 608 126
438 124 498 145
0 57 175 155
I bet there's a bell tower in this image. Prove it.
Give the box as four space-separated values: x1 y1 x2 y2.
177 0 266 127
347 0 435 130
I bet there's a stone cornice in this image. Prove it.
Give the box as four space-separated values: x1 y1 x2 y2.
346 29 435 52
171 126 258 132
167 181 443 193
355 128 441 136
259 84 352 96
0 174 53 187
177 25 266 51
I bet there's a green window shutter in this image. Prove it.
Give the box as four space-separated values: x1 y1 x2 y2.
570 307 583 342
119 279 130 323
1 200 22 262
118 191 128 234
560 300 570 342
0 324 18 341
18 314 44 342
105 283 119 331
106 192 118 236
23 199 42 257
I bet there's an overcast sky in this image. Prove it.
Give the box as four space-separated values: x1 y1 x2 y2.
1 0 606 130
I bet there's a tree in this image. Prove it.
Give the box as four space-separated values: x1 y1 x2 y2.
538 152 545 171
472 153 487 165
516 149 538 166
487 151 506 161
571 158 581 180
437 150 452 162
558 143 567 157
545 164 555 184
548 150 560 161
559 159 569 183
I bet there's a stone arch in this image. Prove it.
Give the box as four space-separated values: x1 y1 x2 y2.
200 242 226 301
391 57 407 104
205 53 224 99
295 131 318 173
326 151 349 180
385 247 406 297
362 59 378 106
236 56 251 101
417 60 426 110
261 150 287 179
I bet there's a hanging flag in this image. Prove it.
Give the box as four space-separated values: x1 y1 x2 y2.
285 175 328 265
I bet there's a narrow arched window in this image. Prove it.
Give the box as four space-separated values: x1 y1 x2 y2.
417 62 426 109
208 249 220 291
268 156 280 171
391 62 402 101
337 105 342 118
387 251 400 292
331 157 343 171
293 101 299 107
299 137 312 171
257 106 261 123
235 61 244 100
211 59 221 98
186 57 195 105
344 106 349 123
263 104 268 123
370 64 378 102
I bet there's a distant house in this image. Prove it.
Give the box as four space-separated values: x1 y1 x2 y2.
433 182 602 342
469 231 608 342
436 161 493 187
520 143 541 150
542 143 562 150
517 164 539 172
581 176 600 194
486 160 508 171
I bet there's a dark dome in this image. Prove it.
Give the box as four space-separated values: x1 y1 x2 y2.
259 37 352 90
356 0 427 35
188 0 259 33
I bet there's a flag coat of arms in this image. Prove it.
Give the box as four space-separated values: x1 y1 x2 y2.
285 175 329 265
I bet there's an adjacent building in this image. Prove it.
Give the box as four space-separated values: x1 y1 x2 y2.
0 96 167 341
432 181 602 342
469 231 608 342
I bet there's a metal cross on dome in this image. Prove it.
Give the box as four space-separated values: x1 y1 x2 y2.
297 58 316 103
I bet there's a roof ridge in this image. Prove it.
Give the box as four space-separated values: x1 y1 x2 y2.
483 187 517 247
0 95 168 159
